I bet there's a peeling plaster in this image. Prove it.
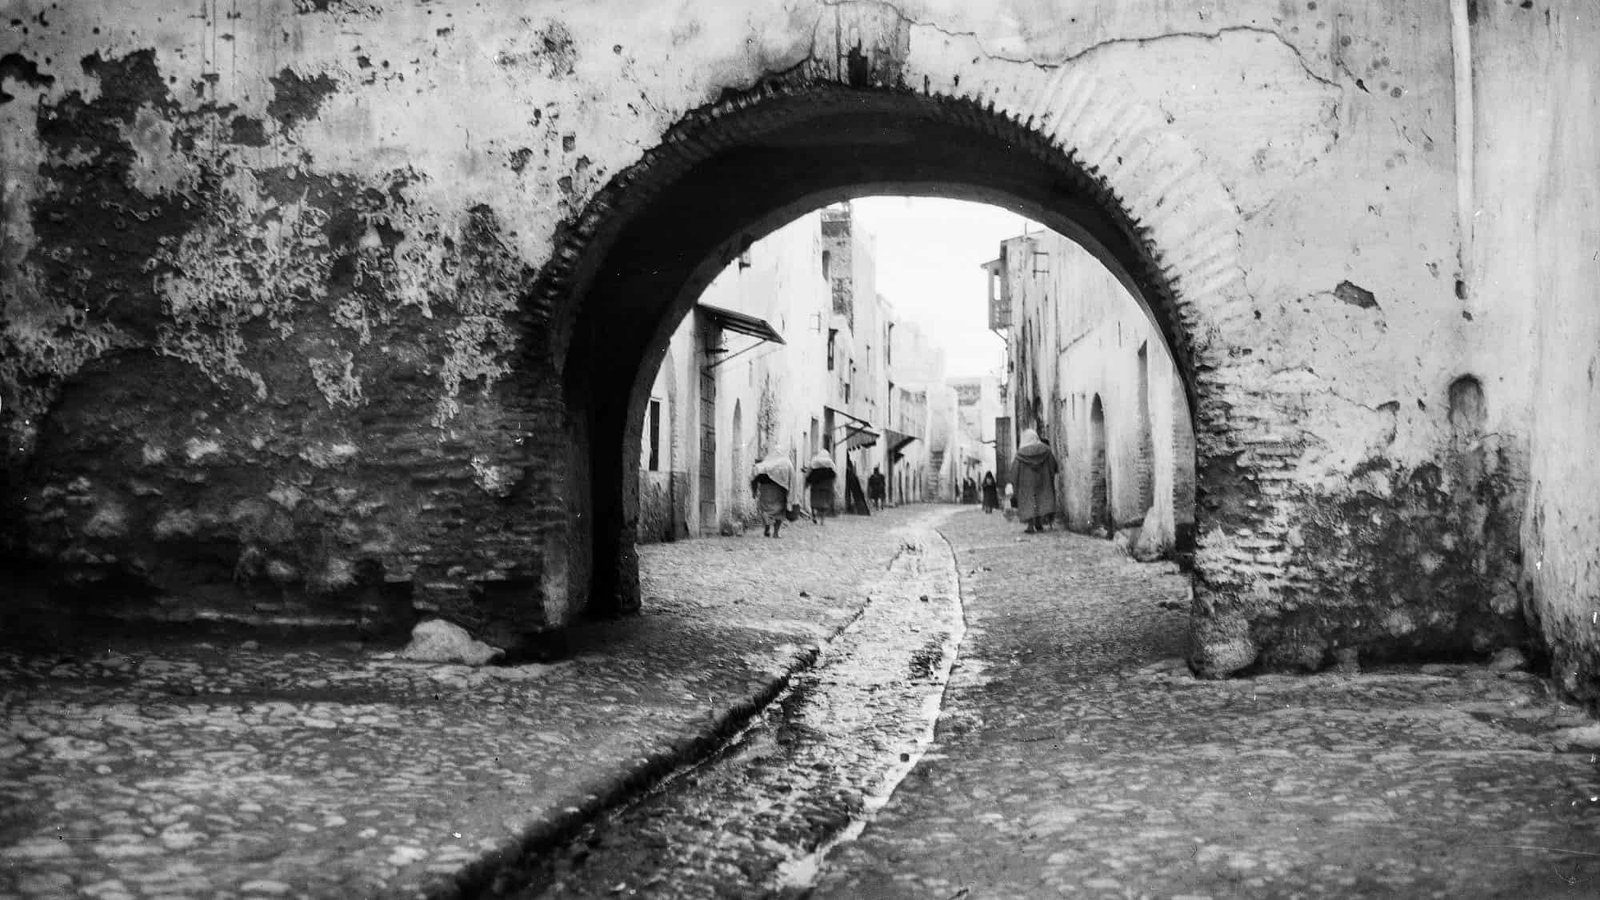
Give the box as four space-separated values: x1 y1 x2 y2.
266 67 339 130
1333 280 1380 309
0 51 55 102
121 104 194 196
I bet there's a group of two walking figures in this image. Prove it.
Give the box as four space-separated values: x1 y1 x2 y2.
748 452 885 538
969 427 1057 532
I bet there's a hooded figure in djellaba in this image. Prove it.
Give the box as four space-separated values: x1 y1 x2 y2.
1009 428 1060 534
805 450 837 524
750 455 796 538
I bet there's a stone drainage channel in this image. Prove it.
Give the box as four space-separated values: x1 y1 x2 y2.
499 513 966 899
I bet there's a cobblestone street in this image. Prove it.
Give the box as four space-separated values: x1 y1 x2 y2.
516 509 964 898
812 510 1600 899
0 510 918 898
3 506 1599 898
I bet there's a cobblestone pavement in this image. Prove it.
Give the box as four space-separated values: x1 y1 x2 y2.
515 509 963 898
811 509 1600 899
0 507 921 899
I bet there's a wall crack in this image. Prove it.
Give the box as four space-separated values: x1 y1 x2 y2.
818 0 1060 71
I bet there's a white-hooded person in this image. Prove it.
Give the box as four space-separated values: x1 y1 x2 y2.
1008 428 1060 534
749 455 796 538
804 450 838 524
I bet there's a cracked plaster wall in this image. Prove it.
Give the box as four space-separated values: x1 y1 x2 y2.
0 0 1585 681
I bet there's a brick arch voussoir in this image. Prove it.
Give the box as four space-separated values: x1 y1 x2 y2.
534 43 1253 424
893 58 1243 398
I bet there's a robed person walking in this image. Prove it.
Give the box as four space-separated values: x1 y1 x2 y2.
1009 429 1060 534
805 451 838 523
981 471 1000 514
750 455 795 537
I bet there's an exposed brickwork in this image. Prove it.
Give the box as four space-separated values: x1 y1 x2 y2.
3 45 559 647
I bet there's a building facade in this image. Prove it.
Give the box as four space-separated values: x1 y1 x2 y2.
637 203 932 542
938 376 1002 502
991 231 1197 560
884 314 945 506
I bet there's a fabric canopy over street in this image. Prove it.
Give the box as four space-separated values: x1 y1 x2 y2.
884 429 917 461
828 405 880 450
696 302 785 344
843 424 880 450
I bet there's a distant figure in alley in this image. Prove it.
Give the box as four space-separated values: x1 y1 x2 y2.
751 456 795 538
868 467 886 511
1010 429 1060 534
981 471 999 514
805 451 837 524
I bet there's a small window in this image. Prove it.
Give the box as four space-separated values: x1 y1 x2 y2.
827 330 837 371
647 399 662 471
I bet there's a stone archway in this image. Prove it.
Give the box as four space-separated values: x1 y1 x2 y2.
536 75 1236 636
0 1 1550 682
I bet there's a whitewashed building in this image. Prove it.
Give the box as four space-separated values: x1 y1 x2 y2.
638 203 933 541
988 230 1196 560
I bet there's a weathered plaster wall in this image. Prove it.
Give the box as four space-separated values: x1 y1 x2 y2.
0 0 596 643
0 0 1584 681
1469 1 1600 707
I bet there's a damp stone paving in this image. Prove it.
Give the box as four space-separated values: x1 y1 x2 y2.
809 509 1600 899
0 507 925 899
506 508 964 898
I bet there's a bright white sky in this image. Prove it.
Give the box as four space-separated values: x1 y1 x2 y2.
849 196 1040 379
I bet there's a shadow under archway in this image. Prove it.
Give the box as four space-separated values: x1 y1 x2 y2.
542 81 1199 622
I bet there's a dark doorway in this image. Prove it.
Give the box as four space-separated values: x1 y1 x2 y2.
1090 394 1111 534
